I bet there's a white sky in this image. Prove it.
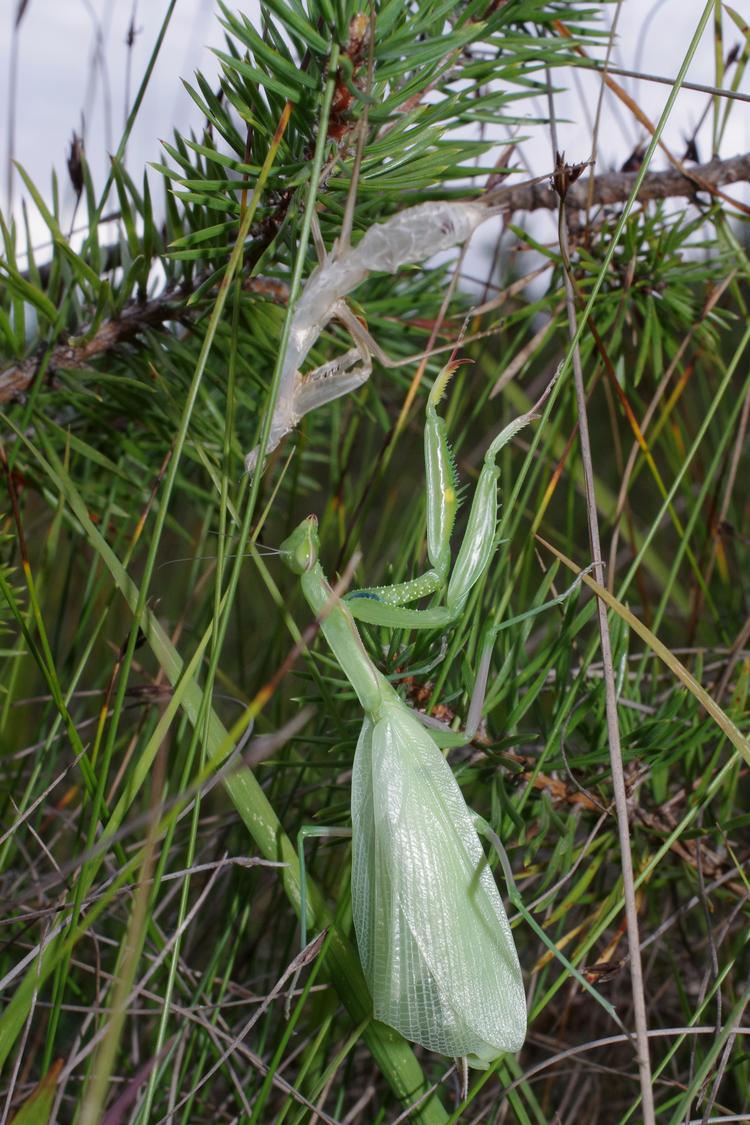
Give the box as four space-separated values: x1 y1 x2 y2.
1 0 748 252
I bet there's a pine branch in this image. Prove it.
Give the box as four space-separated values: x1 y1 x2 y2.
2 150 748 406
0 275 287 404
492 150 750 213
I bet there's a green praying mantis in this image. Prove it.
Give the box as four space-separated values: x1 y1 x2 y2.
278 361 613 1068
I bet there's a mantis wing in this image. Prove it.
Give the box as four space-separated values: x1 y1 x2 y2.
351 703 526 1068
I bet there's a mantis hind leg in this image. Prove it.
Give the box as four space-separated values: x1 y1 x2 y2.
471 813 630 1039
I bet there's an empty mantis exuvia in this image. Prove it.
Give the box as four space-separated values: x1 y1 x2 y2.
245 198 501 473
279 361 603 1067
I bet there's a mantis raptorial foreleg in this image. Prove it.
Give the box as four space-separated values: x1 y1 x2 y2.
292 345 372 420
346 363 560 630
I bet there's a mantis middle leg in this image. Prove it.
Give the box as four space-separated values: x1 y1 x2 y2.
287 824 352 1015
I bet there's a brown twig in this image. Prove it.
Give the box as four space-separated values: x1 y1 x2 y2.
491 150 750 214
0 275 288 405
552 18 750 218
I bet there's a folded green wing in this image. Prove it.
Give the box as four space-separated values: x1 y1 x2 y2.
351 704 526 1068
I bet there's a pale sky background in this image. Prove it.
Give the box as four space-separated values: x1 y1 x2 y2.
1 0 748 260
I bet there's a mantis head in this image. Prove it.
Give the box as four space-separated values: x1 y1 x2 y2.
279 516 320 574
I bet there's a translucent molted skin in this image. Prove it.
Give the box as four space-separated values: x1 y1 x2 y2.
353 201 489 274
352 703 526 1068
245 201 494 473
292 202 489 360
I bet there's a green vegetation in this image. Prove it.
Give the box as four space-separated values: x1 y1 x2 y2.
1 1 749 1121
